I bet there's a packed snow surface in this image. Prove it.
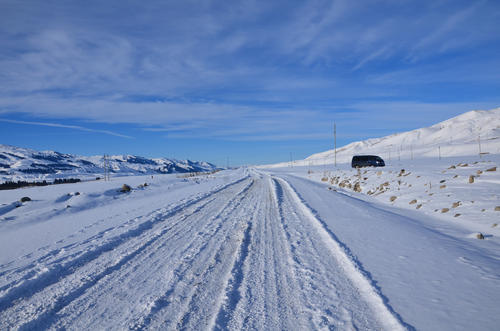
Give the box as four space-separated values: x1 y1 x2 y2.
1 163 499 330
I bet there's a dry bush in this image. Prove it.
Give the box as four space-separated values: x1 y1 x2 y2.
120 184 132 193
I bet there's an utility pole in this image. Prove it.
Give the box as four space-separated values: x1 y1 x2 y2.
334 121 337 167
103 154 108 181
103 154 111 181
478 134 482 158
478 125 482 158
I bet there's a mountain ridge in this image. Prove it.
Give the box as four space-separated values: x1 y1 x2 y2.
263 107 500 168
0 144 219 182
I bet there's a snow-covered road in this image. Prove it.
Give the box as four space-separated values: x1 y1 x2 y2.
0 168 499 330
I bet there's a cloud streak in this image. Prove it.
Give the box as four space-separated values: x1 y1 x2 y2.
0 118 133 139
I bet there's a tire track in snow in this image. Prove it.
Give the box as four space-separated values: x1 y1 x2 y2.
273 176 407 331
211 220 253 330
0 176 252 329
136 180 258 330
212 176 307 330
130 180 254 329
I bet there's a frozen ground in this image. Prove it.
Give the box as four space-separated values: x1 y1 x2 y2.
0 160 499 330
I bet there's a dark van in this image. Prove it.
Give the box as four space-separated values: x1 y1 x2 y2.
351 155 385 168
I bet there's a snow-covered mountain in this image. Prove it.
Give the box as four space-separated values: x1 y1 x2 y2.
266 107 500 167
0 144 219 182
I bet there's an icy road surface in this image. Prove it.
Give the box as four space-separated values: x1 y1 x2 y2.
0 168 499 330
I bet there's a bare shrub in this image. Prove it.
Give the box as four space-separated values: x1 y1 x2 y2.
120 184 132 193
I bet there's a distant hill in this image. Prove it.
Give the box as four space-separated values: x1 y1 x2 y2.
0 145 219 182
263 107 500 167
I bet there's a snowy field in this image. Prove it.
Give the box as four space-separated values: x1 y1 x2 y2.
1 157 499 330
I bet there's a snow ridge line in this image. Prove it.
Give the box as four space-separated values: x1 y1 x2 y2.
0 175 250 314
173 181 256 330
130 179 255 330
211 219 253 330
273 177 410 331
269 177 309 330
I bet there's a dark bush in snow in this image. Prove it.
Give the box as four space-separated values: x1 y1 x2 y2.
120 184 132 193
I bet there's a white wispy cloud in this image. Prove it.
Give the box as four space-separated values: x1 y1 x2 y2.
0 118 133 139
0 0 498 145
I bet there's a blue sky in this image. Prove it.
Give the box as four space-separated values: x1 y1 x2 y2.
0 0 499 166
